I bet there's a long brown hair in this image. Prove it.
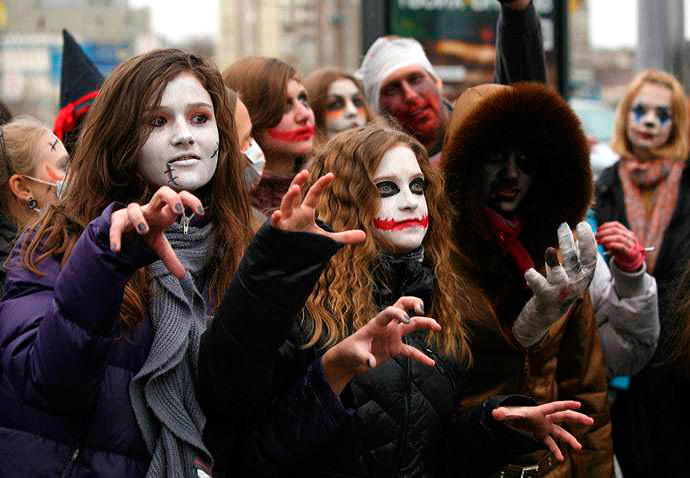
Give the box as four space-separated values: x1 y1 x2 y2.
222 56 296 136
21 49 252 329
611 69 689 161
304 123 472 364
303 68 373 139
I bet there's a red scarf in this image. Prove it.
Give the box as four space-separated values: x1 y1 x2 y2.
483 207 535 276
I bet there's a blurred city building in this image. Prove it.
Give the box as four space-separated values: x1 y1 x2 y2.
0 0 152 123
217 0 361 74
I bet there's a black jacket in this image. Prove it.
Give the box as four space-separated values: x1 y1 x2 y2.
198 224 543 477
594 162 690 475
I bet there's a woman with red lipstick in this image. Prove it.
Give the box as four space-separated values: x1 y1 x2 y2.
199 123 595 477
595 69 690 475
223 57 317 214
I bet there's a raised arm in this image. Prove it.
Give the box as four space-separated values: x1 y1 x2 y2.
495 0 547 84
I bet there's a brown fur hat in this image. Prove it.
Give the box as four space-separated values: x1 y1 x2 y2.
441 82 592 280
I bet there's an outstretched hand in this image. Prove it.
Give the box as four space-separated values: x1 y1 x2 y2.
492 400 594 462
109 186 203 279
513 222 597 347
321 296 441 395
271 170 366 245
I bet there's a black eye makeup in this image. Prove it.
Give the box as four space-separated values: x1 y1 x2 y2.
376 180 400 197
327 97 345 111
410 177 425 194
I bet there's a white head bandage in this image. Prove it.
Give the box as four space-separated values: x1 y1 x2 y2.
355 37 436 115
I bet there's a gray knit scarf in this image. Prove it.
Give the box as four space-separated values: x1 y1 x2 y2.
130 220 214 478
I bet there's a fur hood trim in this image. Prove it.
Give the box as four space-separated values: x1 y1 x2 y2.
441 82 592 276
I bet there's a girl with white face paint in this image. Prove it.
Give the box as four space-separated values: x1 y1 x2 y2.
596 70 690 476
138 72 220 191
304 68 373 140
198 123 597 477
372 144 429 252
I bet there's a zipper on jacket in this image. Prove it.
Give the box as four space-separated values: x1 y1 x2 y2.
392 336 412 476
60 447 81 478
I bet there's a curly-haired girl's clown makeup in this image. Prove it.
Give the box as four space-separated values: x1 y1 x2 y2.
138 72 220 191
372 145 429 253
626 82 673 151
325 78 367 138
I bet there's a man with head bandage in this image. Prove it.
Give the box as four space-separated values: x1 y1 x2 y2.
356 0 546 164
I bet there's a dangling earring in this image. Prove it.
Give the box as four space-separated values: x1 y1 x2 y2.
27 197 38 211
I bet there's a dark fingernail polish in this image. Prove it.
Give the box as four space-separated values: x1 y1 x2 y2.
545 247 559 267
401 312 411 324
137 223 148 234
196 205 205 215
175 203 183 214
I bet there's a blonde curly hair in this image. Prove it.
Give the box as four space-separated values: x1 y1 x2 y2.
304 122 473 364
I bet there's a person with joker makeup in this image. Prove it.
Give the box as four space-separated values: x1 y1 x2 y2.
198 122 596 478
594 69 690 476
0 49 364 478
356 0 546 165
223 57 316 215
304 68 373 140
442 82 614 477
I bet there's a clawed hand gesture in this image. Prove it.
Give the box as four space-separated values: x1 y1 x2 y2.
109 171 365 279
322 296 441 395
271 170 366 245
513 221 598 347
493 400 594 462
110 186 204 279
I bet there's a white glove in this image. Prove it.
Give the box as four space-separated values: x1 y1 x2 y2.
512 222 597 348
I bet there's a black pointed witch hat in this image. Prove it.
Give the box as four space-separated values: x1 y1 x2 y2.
54 29 104 142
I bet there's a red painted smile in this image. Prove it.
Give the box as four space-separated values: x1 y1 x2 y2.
374 216 429 231
268 125 315 143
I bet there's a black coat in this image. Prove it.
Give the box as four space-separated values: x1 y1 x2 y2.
594 162 690 475
198 224 543 478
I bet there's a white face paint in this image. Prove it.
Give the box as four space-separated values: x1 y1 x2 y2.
626 82 673 152
325 78 367 138
482 149 533 215
138 72 220 191
372 145 429 253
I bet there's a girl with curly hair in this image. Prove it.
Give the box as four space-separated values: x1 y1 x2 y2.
199 122 594 477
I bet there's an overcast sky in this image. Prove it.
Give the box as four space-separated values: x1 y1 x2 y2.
129 0 688 49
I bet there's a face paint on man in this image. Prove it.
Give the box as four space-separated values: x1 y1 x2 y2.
325 78 367 137
378 66 444 149
372 145 429 253
626 82 673 152
138 72 220 192
482 148 534 216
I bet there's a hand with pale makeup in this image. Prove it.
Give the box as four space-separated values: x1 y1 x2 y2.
109 186 204 279
271 169 366 245
321 296 441 395
512 222 598 348
596 221 645 272
492 400 594 462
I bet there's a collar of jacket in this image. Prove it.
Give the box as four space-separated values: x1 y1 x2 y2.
372 247 434 311
0 213 17 269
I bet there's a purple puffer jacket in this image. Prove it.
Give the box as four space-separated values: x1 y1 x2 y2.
0 204 158 477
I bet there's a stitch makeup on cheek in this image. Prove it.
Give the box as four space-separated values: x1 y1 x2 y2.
372 145 429 253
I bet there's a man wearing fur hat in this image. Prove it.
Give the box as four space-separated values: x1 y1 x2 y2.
356 0 545 163
441 83 614 477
